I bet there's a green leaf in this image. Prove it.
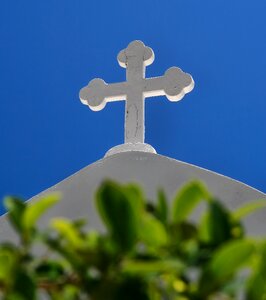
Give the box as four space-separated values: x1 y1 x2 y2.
139 213 168 247
199 239 255 297
23 193 61 232
247 242 266 300
96 180 143 252
233 200 266 220
257 242 266 276
12 271 36 300
35 260 65 281
172 181 211 223
124 183 145 211
209 239 255 280
4 197 26 233
0 245 18 282
198 212 211 243
115 277 149 300
86 230 100 249
247 274 266 300
201 200 232 246
122 259 184 275
50 218 84 249
170 222 197 243
62 285 80 300
155 189 168 224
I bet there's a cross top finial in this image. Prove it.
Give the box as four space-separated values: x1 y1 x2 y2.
79 40 194 157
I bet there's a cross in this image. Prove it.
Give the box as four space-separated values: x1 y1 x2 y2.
79 40 194 156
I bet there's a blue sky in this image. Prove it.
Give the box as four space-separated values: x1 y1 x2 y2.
1 0 266 213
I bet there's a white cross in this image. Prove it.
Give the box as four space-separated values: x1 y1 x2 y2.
79 40 194 156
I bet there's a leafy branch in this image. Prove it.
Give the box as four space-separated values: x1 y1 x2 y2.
0 180 265 300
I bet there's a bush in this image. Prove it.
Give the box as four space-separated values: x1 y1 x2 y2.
0 180 266 300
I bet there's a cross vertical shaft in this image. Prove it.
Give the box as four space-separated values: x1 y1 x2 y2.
125 56 145 143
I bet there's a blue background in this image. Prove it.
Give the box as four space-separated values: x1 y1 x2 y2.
1 0 266 213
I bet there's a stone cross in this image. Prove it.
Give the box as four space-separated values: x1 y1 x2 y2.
79 40 194 156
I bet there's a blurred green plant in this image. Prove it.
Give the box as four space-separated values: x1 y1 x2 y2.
0 180 265 300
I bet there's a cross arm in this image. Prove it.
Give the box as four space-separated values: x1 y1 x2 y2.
143 67 194 101
79 79 128 111
79 67 194 111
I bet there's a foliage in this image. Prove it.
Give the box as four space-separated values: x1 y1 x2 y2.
0 180 266 300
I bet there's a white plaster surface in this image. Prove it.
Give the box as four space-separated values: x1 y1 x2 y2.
0 152 265 242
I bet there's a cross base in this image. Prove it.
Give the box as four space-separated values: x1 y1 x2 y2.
104 143 156 157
